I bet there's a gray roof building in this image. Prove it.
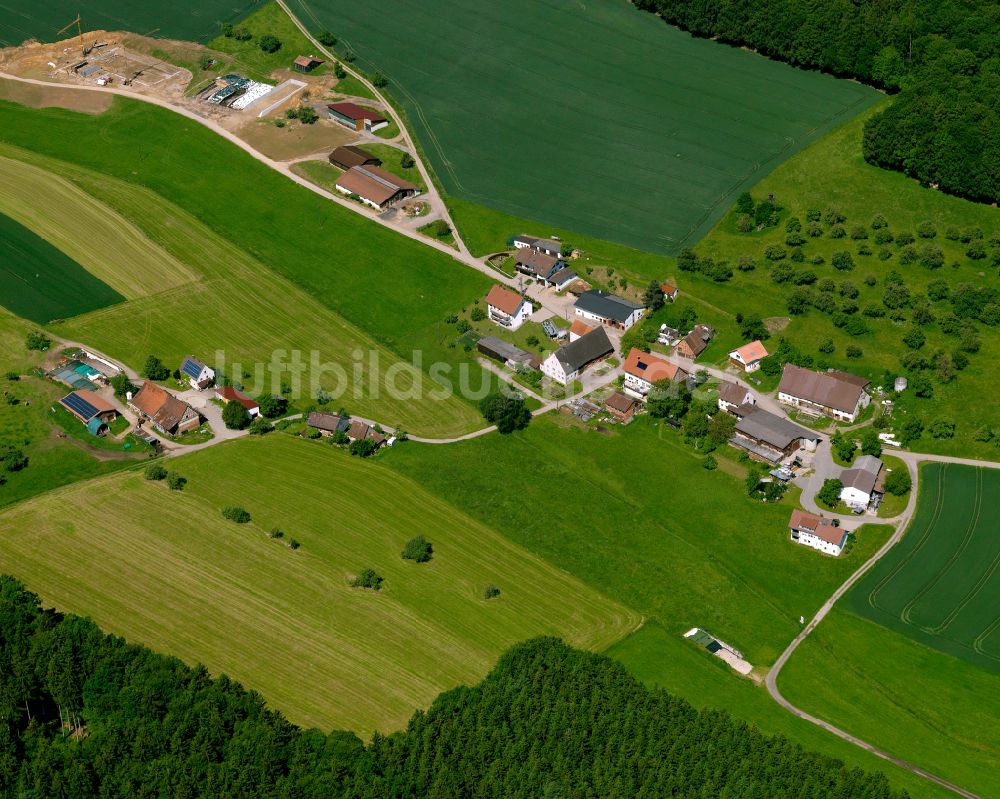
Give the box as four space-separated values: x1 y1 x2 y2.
735 408 818 451
574 290 644 324
477 336 533 364
552 327 613 373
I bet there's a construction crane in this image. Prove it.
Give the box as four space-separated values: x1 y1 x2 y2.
57 15 91 56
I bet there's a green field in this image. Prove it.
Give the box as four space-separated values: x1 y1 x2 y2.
849 463 1000 670
0 0 256 47
779 608 1000 799
0 434 637 733
289 0 879 254
384 415 890 666
0 210 123 324
0 99 499 436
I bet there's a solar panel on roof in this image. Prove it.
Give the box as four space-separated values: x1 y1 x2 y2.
62 392 99 421
181 358 203 379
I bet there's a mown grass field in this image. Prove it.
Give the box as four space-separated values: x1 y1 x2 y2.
779 608 999 799
0 0 255 47
0 104 492 436
850 463 1000 670
290 0 879 254
0 211 123 324
0 434 638 733
608 622 955 799
384 415 890 666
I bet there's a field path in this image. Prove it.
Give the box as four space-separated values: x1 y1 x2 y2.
764 451 1000 799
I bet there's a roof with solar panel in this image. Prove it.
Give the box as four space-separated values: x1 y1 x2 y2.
181 357 207 380
59 390 115 423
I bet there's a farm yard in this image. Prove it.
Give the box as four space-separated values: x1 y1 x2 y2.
0 0 254 47
850 463 1000 670
0 434 638 733
289 0 879 254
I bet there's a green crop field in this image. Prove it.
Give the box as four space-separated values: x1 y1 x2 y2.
0 434 637 733
0 0 256 47
0 100 497 436
849 463 1000 670
0 210 124 324
779 608 1000 799
288 0 879 254
384 415 891 666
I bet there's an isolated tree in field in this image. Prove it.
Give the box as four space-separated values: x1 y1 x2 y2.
167 472 187 491
350 568 383 590
144 464 167 481
899 417 924 445
860 430 882 457
400 153 415 169
317 30 337 46
817 478 843 508
222 506 251 524
258 34 282 53
401 535 433 563
831 251 854 271
371 72 388 88
884 469 912 496
739 314 768 341
483 583 501 599
0 445 28 473
702 455 718 470
24 330 49 351
222 400 250 430
296 106 318 124
221 22 234 37
479 391 530 434
143 356 170 381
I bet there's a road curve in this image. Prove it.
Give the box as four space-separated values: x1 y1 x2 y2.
764 455 982 799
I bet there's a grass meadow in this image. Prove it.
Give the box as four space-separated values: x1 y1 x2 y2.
0 0 255 47
779 608 1000 799
0 434 638 734
0 104 494 436
289 0 880 254
850 463 1000 670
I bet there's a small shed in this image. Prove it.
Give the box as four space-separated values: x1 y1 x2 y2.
894 376 907 392
293 55 325 73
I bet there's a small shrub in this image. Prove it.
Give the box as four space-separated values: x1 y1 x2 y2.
401 535 433 563
248 417 273 435
198 54 214 71
400 153 415 169
5 371 19 381
895 231 915 246
351 568 384 590
318 30 337 46
764 244 787 261
917 221 937 238
702 455 717 471
846 345 863 358
269 527 285 539
828 225 846 239
371 72 388 88
288 538 301 550
144 464 167 481
258 34 281 53
334 63 346 79
483 584 501 599
222 505 252 524
870 214 887 229
167 472 187 491
470 306 486 322
232 27 251 41
221 22 234 37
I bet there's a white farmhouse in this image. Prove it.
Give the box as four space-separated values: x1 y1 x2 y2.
777 364 871 423
622 347 687 400
485 285 532 331
180 356 215 390
573 290 645 331
728 340 769 372
839 455 883 509
540 327 613 385
788 509 848 556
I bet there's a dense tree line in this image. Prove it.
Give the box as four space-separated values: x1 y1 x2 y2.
634 0 1000 203
0 577 909 798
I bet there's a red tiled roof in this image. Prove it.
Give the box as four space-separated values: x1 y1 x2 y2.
623 347 686 383
570 319 594 337
661 282 677 295
605 391 636 414
789 509 844 546
732 340 769 363
336 165 417 206
327 101 386 124
215 385 259 411
485 285 525 316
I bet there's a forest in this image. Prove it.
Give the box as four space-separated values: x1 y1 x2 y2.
0 576 909 798
634 0 1000 203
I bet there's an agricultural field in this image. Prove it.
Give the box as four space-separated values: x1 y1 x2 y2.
0 0 255 48
383 414 890 666
0 100 497 436
0 434 638 733
849 463 1000 670
289 0 880 254
779 608 1000 799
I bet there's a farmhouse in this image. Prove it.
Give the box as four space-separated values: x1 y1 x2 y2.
327 101 389 132
180 356 215 390
129 381 201 436
335 165 419 210
213 385 260 417
604 391 637 422
512 234 561 257
513 248 572 287
569 319 594 341
348 419 387 448
777 364 871 423
485 285 532 330
729 340 769 373
328 145 381 170
476 336 535 367
293 55 325 72
540 327 613 385
59 389 117 435
840 455 884 509
717 381 755 413
661 282 679 301
731 406 819 464
307 411 350 436
622 348 687 399
574 290 645 331
788 509 848 556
